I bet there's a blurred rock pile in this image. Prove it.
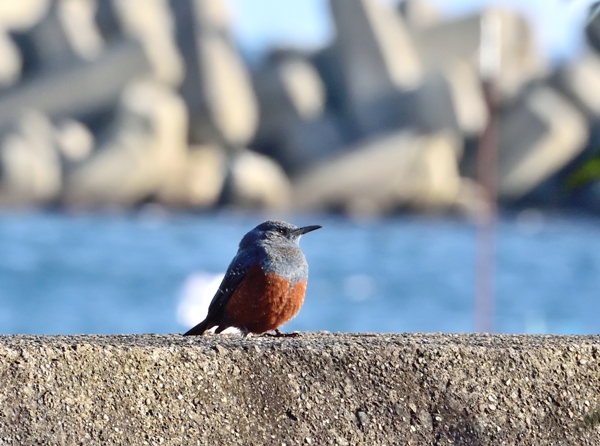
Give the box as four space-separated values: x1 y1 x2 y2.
0 0 597 216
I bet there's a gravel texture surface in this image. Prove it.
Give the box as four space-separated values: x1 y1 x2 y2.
1 332 600 445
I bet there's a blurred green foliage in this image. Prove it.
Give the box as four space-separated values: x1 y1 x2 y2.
566 155 600 191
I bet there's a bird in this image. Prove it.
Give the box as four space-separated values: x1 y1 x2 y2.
183 220 321 337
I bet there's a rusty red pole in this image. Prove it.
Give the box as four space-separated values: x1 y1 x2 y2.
474 13 500 333
474 80 498 333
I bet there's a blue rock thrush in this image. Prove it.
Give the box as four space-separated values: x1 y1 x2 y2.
183 220 321 336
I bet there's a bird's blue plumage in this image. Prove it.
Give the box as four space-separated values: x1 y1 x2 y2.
238 221 312 285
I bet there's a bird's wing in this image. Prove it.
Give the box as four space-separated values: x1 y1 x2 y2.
205 250 255 320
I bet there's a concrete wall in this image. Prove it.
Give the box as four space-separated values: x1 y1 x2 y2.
1 333 600 445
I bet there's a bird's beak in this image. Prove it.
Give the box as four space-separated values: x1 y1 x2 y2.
292 225 322 236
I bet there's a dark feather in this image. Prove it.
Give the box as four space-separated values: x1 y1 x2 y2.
183 251 254 336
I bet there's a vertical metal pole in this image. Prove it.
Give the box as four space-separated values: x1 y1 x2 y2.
474 12 501 333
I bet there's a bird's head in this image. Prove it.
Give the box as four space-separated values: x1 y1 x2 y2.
241 220 321 248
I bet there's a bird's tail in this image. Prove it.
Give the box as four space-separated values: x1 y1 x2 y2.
183 318 213 336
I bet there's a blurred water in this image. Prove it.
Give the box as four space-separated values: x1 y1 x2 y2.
0 210 599 335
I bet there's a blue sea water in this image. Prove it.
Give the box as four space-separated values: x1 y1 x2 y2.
0 210 599 335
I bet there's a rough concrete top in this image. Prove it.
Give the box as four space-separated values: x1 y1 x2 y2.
2 332 600 445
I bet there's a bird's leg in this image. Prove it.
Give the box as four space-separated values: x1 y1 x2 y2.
263 328 300 338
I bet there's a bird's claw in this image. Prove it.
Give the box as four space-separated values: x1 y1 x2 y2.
263 329 301 338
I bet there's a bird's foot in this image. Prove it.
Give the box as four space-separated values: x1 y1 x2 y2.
263 329 301 338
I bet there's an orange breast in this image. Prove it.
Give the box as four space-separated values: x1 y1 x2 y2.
224 263 307 333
